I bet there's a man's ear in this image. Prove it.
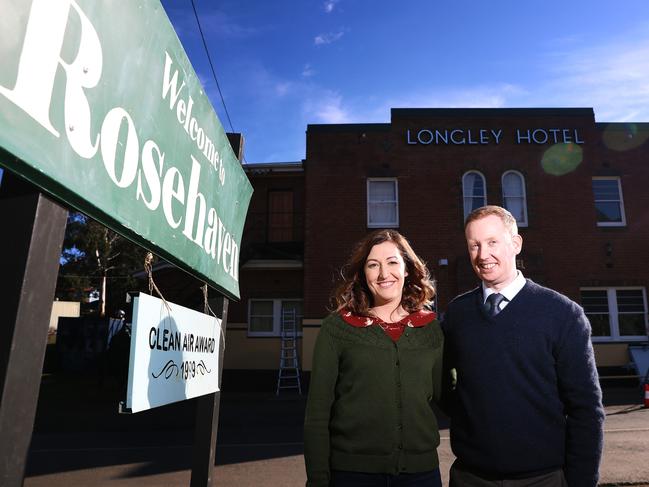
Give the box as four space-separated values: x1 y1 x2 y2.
513 234 523 255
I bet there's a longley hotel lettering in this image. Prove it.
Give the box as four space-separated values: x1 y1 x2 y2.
406 128 585 146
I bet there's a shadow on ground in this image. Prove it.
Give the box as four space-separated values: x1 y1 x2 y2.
26 371 643 480
27 371 306 479
600 381 645 407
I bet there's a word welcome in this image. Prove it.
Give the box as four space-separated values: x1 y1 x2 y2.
0 0 240 281
162 53 226 186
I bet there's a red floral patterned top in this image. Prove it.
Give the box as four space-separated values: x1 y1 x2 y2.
339 309 436 341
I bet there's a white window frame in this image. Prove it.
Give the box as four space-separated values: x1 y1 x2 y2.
501 170 528 227
581 287 648 342
367 178 399 228
592 177 626 227
248 298 303 337
462 170 487 221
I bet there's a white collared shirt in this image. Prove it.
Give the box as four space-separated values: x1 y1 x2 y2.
482 271 526 312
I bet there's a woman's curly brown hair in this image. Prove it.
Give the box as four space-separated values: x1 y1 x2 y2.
332 229 435 316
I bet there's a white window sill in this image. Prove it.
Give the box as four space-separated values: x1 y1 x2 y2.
596 222 626 227
367 223 399 228
592 336 647 342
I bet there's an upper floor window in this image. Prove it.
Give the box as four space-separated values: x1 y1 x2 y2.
462 171 486 220
268 190 294 242
592 177 626 226
367 178 398 228
502 170 528 227
580 287 647 341
248 298 303 337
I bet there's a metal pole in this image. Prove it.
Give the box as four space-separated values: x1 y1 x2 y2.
190 296 228 487
0 172 68 487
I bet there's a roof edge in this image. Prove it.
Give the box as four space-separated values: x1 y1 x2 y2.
391 107 595 118
243 161 304 173
307 123 390 133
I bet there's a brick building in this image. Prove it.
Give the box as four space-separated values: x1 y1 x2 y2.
227 107 649 377
225 161 305 370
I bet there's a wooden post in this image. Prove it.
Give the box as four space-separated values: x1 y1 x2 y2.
190 296 228 487
189 132 242 486
0 173 68 486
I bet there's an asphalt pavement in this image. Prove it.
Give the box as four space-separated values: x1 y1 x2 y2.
23 374 649 487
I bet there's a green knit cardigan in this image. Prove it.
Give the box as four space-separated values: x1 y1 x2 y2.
304 312 444 487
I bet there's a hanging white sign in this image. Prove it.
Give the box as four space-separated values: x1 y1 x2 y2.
126 293 221 413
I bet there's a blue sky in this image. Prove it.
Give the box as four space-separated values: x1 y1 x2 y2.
160 0 649 163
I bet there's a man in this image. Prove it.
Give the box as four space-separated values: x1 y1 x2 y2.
442 205 604 486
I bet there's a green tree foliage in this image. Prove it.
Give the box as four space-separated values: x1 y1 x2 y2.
56 212 148 317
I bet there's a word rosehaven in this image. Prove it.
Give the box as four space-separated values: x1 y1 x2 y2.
0 1 240 281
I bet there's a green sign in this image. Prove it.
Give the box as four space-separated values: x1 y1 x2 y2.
0 0 252 299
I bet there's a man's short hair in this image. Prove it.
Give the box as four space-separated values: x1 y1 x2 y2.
465 205 519 236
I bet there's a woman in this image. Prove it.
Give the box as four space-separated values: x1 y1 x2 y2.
304 229 443 487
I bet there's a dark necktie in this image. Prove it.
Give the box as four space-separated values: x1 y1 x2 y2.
485 293 505 317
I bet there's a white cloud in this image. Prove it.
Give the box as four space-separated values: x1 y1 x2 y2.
346 84 525 123
404 86 512 109
199 10 258 39
303 91 351 123
324 1 339 13
298 84 527 130
350 32 649 123
164 5 257 41
317 103 349 123
539 34 649 121
302 64 315 77
275 81 292 97
314 31 344 46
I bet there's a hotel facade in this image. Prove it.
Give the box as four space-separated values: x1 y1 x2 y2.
218 108 649 377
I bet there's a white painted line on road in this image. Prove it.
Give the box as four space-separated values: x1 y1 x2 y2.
441 431 649 438
604 428 649 433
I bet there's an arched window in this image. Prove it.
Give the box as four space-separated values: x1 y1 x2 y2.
502 170 528 226
462 171 486 220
